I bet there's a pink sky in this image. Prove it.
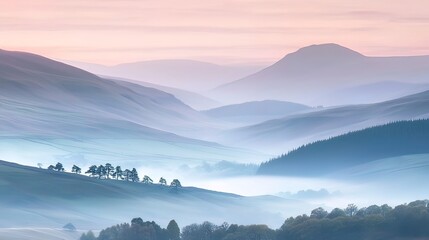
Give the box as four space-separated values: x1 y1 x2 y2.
1 0 428 65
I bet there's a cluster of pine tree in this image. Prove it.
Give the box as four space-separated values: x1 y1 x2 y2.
81 200 429 240
45 162 181 187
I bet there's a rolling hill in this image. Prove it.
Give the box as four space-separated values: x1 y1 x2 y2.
317 81 429 105
0 49 266 171
221 89 429 153
203 100 311 126
210 43 429 105
109 77 221 110
0 49 210 137
64 59 263 92
258 120 429 176
0 160 307 229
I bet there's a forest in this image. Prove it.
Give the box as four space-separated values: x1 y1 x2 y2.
259 119 429 176
80 200 429 240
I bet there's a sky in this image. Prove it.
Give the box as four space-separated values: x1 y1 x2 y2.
1 0 429 65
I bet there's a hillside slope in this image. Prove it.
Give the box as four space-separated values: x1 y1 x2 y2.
0 49 212 138
258 120 429 176
318 81 429 105
0 160 306 229
222 89 429 153
110 77 221 110
203 100 311 126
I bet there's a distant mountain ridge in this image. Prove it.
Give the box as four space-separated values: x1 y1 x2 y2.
210 43 429 105
64 59 263 92
258 119 429 176
106 76 221 110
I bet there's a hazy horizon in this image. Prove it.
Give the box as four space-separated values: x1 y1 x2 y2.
1 0 429 65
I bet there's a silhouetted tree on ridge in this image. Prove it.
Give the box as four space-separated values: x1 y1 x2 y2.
105 163 114 179
54 162 64 172
159 177 167 185
113 165 123 180
142 175 153 184
71 165 81 174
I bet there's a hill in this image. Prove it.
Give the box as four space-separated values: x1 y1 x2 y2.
0 49 210 138
0 49 266 171
64 59 263 92
258 120 429 176
109 77 221 110
203 100 311 125
210 43 429 105
221 89 429 153
318 81 429 105
0 160 307 229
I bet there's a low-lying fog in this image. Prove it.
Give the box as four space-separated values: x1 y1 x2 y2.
2 138 429 222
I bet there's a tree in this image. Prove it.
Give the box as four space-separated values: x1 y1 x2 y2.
54 162 64 172
327 208 346 219
112 166 123 180
310 207 328 219
170 179 182 188
123 169 132 181
105 163 114 179
71 165 81 174
345 204 358 217
37 163 43 168
380 204 393 216
142 175 153 184
167 220 180 240
408 200 428 208
355 208 366 217
48 165 55 171
365 205 382 215
96 165 107 179
159 177 167 185
181 222 215 240
85 165 98 177
213 222 229 240
80 230 96 240
131 168 140 182
131 217 144 226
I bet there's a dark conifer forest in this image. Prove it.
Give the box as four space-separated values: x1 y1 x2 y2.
259 119 429 176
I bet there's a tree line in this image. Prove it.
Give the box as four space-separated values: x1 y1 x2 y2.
80 199 429 240
44 162 181 187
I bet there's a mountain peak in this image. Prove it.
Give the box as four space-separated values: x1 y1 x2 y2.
289 43 364 60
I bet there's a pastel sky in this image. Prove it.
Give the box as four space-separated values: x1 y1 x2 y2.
1 0 429 65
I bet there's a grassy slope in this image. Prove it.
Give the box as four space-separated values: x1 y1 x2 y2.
0 160 304 230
